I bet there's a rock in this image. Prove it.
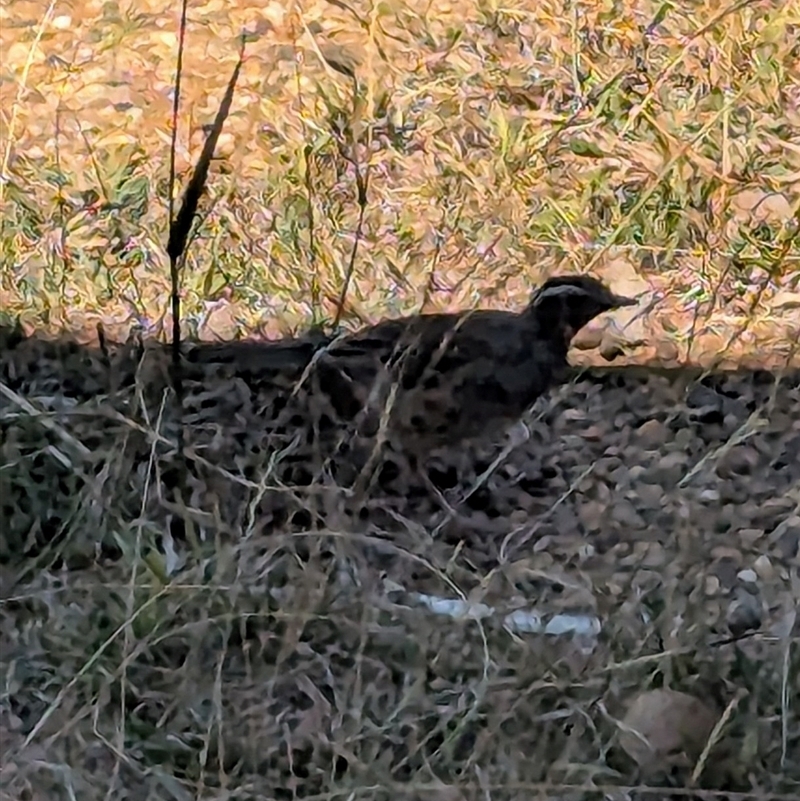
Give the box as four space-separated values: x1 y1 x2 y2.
769 516 800 561
711 556 741 589
753 554 774 581
727 588 762 637
579 501 606 532
636 418 667 449
571 324 604 351
611 500 646 529
738 528 765 549
737 568 758 584
599 338 627 361
631 483 663 510
654 451 689 484
618 689 719 777
715 445 760 478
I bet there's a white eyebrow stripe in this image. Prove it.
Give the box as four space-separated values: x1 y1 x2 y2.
534 284 591 301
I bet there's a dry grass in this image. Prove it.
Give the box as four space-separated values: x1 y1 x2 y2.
1 1 800 799
1 0 799 355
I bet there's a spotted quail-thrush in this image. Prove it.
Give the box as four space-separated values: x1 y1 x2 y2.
310 274 639 454
184 274 638 474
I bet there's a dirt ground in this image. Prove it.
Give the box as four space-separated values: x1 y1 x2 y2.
1 328 798 800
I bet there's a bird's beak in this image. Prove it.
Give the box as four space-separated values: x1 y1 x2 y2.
610 292 639 308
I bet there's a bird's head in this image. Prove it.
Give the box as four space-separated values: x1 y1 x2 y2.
528 275 639 350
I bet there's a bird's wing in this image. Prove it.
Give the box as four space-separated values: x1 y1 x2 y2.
409 311 518 378
399 310 554 421
325 313 463 382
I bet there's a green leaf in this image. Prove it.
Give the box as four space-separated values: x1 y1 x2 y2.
649 2 674 30
568 138 606 158
201 263 227 298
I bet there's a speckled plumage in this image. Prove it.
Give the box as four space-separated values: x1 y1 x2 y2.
305 275 638 451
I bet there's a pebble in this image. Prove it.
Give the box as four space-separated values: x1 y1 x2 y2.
751 498 796 528
571 324 604 351
769 516 800 561
753 554 774 580
579 501 605 532
776 528 800 561
581 424 605 441
611 500 646 529
630 483 663 510
636 418 667 448
619 689 718 776
641 542 667 569
560 408 590 423
654 451 689 484
738 528 765 549
716 445 760 478
711 546 742 562
711 556 741 589
737 568 758 584
727 591 762 636
719 482 745 504
597 456 624 475
608 464 631 486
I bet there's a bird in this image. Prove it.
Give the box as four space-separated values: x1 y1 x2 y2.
309 274 639 455
182 275 638 496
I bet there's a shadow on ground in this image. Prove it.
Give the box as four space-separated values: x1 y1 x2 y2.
1 328 798 800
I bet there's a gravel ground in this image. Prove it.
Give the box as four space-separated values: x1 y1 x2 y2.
1 328 798 800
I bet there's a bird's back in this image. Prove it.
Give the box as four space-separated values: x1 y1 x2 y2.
316 307 567 448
